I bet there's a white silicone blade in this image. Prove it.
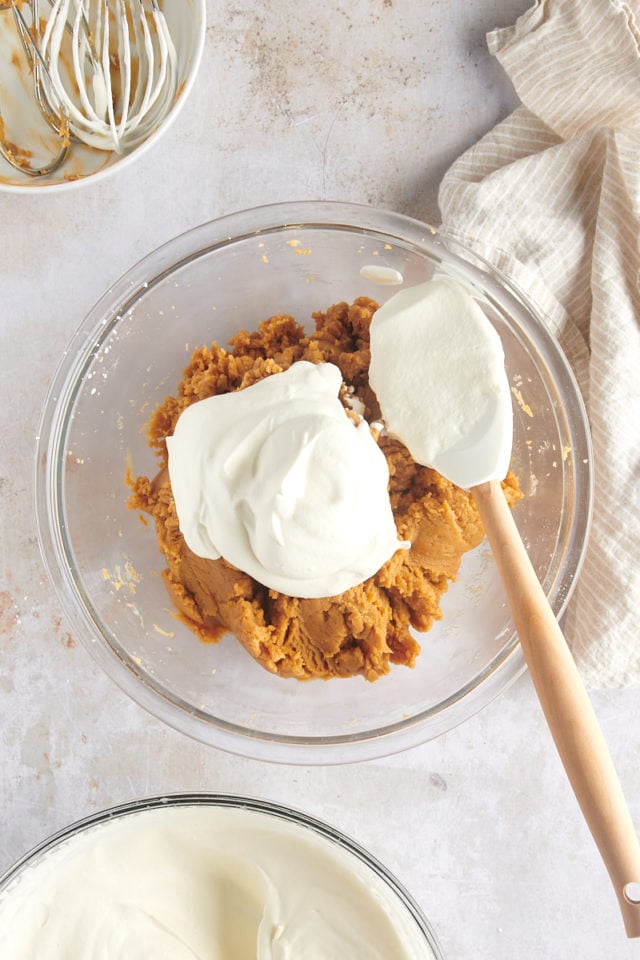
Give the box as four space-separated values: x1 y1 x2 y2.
430 368 512 488
369 276 513 488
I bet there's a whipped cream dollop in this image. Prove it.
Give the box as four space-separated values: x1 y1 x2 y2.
0 804 433 959
369 276 512 489
167 361 406 598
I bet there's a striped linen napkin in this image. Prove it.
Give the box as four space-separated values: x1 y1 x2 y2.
438 0 640 688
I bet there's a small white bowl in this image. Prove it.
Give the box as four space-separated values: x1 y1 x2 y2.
0 0 205 192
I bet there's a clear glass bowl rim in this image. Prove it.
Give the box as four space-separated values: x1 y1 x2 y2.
0 792 445 959
34 199 593 764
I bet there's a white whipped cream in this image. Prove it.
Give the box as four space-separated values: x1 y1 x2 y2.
0 804 434 959
359 264 404 285
369 277 512 488
167 361 406 598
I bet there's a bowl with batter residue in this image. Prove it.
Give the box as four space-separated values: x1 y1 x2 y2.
0 0 205 191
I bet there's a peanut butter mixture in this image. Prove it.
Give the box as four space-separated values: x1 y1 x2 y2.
128 298 521 682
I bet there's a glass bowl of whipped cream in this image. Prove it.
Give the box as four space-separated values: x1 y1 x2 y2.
35 200 592 762
0 793 444 958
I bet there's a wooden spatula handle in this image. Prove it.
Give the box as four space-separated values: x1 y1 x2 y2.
473 479 640 938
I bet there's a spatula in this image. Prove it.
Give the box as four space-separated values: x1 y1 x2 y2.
370 278 640 937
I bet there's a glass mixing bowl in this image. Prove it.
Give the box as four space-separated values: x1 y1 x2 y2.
0 793 444 959
35 201 592 763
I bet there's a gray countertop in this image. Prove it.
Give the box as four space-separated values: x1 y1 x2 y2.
1 2 639 957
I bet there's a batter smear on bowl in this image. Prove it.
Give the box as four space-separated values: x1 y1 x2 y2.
128 297 521 681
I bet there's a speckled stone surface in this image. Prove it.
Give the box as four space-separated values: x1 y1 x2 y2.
1 3 639 958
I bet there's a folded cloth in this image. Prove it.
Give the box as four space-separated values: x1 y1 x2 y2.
438 0 640 688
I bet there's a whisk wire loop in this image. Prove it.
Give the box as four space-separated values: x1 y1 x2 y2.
1 0 179 173
0 0 71 176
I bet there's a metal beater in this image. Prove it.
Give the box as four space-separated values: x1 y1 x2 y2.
0 0 178 177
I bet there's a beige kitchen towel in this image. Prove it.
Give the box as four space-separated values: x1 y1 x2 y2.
439 0 640 688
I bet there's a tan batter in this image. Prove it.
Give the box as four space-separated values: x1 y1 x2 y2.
128 298 521 681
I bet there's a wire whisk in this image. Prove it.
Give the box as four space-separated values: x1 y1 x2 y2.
0 0 178 177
